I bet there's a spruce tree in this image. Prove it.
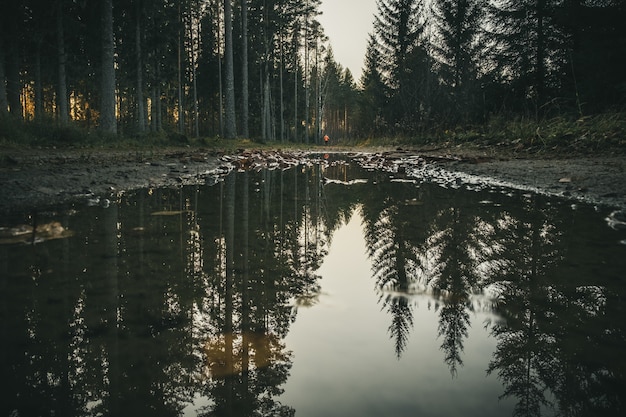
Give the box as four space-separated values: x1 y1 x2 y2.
487 0 566 114
358 33 388 135
373 0 429 128
431 0 485 122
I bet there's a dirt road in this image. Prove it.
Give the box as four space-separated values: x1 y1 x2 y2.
1 147 625 215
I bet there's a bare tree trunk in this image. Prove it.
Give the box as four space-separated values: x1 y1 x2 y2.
151 86 157 131
279 26 285 142
56 1 68 123
0 49 7 113
100 0 117 134
6 39 21 119
294 40 298 142
241 0 249 138
192 12 200 138
136 2 145 133
264 70 271 140
304 7 309 143
177 0 184 134
223 0 237 138
216 1 224 137
34 42 43 120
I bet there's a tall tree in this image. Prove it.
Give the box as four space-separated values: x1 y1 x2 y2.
240 0 249 138
135 0 145 133
223 0 237 138
374 0 429 127
100 0 117 134
56 0 69 124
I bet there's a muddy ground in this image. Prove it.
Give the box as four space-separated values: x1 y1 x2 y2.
1 146 625 216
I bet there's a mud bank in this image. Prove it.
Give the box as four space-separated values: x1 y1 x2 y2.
1 147 625 215
420 155 626 209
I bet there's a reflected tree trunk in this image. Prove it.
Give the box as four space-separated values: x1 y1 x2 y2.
224 173 235 412
241 171 251 403
103 204 120 414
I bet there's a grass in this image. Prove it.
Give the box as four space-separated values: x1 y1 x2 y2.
2 111 625 158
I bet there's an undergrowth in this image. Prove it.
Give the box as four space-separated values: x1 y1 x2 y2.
1 111 625 156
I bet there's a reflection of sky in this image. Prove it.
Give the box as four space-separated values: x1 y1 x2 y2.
281 208 514 417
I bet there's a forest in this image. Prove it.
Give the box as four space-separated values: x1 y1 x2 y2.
0 0 625 145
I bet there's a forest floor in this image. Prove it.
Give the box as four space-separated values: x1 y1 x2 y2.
1 142 625 215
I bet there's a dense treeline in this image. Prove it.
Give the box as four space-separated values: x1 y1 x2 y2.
0 0 624 144
359 0 626 138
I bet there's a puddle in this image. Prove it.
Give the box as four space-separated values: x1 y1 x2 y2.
1 156 625 416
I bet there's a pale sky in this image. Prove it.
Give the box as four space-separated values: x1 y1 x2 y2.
318 0 378 83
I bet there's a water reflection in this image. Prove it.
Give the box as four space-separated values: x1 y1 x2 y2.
1 156 625 417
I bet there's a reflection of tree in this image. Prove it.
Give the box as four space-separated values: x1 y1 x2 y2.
486 196 563 417
424 206 481 376
4 160 626 417
361 180 427 358
195 166 337 416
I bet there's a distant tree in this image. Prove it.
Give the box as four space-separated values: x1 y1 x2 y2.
358 34 388 136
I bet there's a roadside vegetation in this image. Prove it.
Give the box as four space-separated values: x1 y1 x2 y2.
2 109 625 161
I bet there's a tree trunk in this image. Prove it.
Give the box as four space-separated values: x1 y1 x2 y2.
177 0 184 134
34 43 43 120
241 0 249 138
136 2 145 134
56 1 68 124
535 0 546 111
264 70 272 140
304 12 309 143
6 40 21 119
279 26 285 142
216 0 224 137
100 0 117 134
192 12 200 138
223 0 237 138
0 48 7 113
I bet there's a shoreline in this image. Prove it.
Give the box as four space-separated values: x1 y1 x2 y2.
1 147 625 216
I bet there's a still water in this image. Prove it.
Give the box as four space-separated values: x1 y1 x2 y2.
1 155 625 417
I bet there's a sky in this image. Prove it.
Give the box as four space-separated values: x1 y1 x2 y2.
317 0 378 83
